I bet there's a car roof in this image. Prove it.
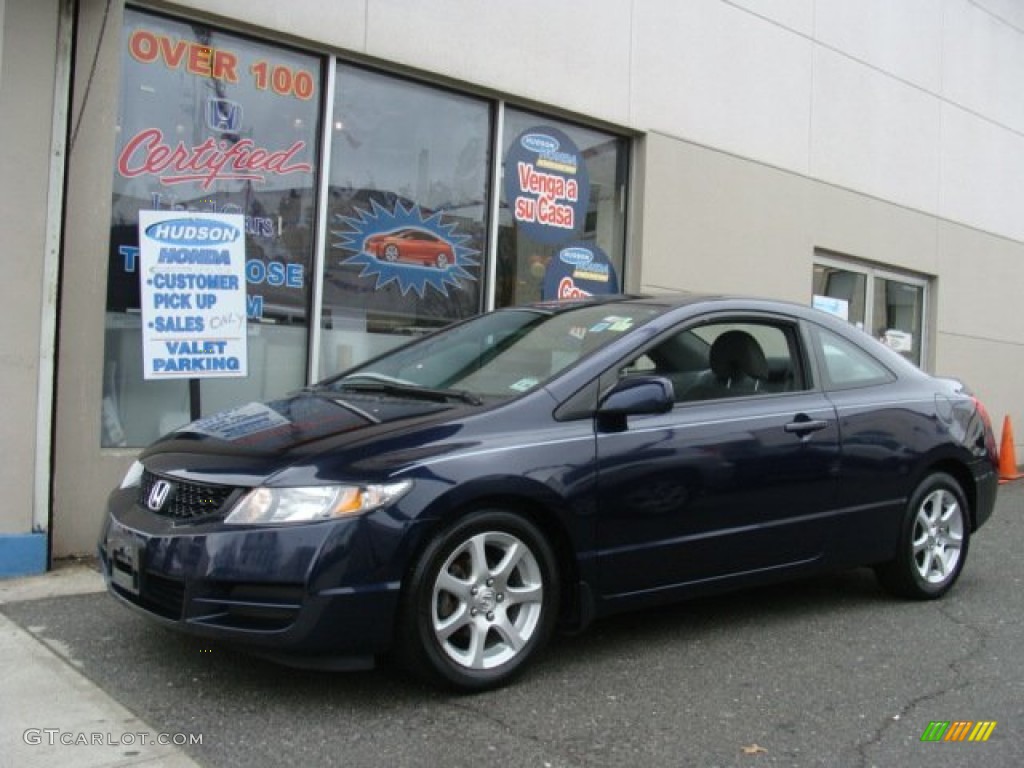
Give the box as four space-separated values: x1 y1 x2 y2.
527 292 856 324
520 292 927 380
528 292 779 314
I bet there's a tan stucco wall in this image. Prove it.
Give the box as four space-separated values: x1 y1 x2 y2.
934 222 1024 437
640 133 1024 433
52 0 132 554
638 133 813 302
0 0 58 534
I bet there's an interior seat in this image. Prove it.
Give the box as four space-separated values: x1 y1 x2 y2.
684 330 769 400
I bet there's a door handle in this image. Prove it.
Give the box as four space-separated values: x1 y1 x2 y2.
784 417 829 435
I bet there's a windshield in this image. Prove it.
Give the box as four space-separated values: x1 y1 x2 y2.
326 303 662 399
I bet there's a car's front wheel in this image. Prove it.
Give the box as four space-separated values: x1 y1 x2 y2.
400 510 559 691
875 472 970 599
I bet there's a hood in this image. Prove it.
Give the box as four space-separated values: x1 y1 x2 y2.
139 391 466 485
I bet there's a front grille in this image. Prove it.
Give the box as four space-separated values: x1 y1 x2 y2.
138 470 237 520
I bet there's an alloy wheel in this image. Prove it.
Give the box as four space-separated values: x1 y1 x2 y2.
430 530 544 670
911 488 964 584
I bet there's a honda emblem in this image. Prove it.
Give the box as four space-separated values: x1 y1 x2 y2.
147 480 172 512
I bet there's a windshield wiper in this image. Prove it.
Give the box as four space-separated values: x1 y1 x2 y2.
335 380 483 406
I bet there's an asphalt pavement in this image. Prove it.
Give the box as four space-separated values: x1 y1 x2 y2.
2 483 1022 768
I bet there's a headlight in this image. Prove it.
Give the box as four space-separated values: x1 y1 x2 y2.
119 460 144 489
223 480 412 525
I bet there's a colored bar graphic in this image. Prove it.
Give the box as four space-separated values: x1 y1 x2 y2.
944 721 973 741
969 721 997 742
920 720 996 742
920 721 950 742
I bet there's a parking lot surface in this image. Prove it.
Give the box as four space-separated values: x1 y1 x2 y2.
3 483 1023 767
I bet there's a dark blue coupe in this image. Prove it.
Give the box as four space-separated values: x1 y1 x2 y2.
100 295 999 690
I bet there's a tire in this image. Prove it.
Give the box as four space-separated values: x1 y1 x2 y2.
399 510 559 691
383 244 399 262
875 472 970 600
436 252 449 269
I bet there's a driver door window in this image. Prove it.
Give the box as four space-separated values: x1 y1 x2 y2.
620 319 805 403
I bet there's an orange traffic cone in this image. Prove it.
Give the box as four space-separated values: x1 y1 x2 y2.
998 415 1021 484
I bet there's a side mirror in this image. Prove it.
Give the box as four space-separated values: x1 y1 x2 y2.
598 375 674 417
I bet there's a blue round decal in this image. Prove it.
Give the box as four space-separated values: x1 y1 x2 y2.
504 126 590 246
541 242 619 300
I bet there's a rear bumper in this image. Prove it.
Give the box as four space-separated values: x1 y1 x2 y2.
973 462 999 530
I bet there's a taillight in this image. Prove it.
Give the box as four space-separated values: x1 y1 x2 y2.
971 395 999 466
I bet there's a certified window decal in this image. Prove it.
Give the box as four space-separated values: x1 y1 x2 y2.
332 201 479 298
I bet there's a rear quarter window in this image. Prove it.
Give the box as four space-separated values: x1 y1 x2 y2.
814 326 895 390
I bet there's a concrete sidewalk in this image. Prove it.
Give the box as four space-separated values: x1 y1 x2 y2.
0 564 201 768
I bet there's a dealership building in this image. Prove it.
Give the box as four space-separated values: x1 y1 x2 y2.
2 0 1022 575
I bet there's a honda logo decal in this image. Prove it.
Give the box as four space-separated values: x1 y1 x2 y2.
205 98 244 134
147 480 172 512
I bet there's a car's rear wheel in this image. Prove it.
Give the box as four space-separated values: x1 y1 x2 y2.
875 472 970 599
436 252 449 269
400 510 559 691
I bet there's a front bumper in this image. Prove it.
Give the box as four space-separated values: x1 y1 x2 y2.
98 486 415 663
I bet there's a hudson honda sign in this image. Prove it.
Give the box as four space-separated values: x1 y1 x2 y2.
138 211 249 379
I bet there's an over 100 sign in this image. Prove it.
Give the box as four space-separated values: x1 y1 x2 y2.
138 211 248 380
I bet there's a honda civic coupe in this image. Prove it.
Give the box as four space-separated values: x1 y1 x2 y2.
99 295 999 690
364 227 455 269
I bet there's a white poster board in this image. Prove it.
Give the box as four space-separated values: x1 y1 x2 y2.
812 294 849 321
138 211 248 380
880 329 914 353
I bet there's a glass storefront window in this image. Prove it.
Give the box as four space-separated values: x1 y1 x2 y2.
99 10 632 447
102 9 321 446
497 110 629 307
813 255 928 368
319 65 491 378
872 277 923 366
